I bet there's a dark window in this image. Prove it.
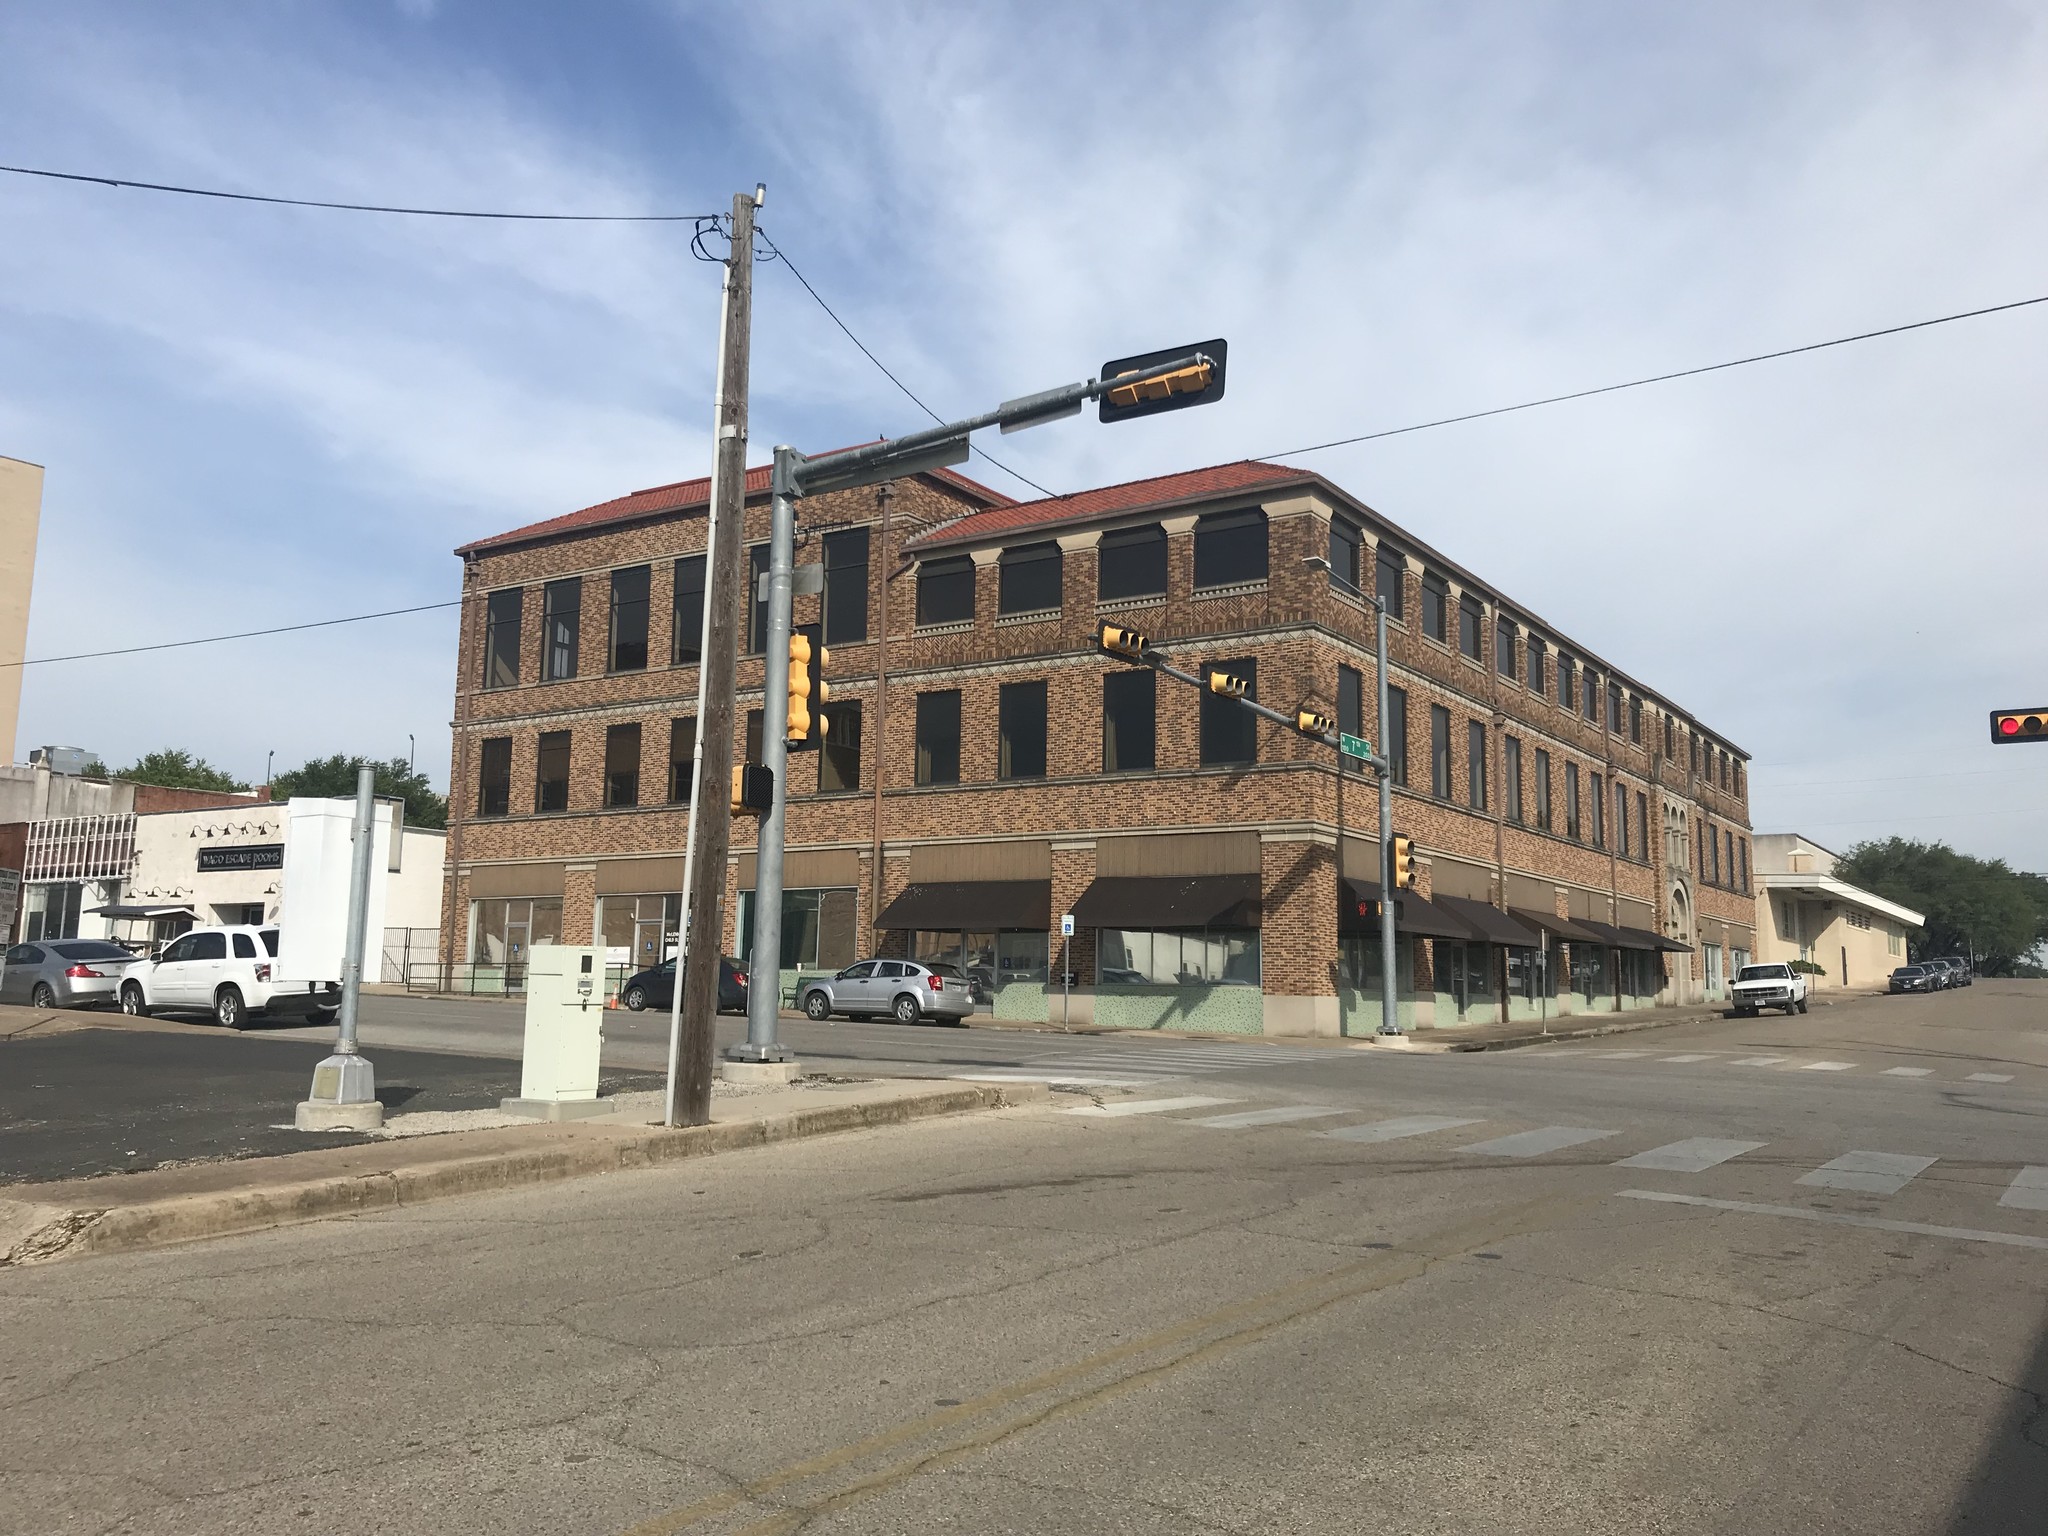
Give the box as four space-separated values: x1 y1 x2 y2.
1496 617 1517 679
1664 715 1675 757
1328 518 1362 593
189 932 226 961
1504 736 1523 823
998 542 1063 615
1690 732 1700 773
542 578 580 681
916 691 962 784
668 718 696 803
1734 761 1745 798
535 731 571 812
608 565 650 672
1725 829 1736 883
1628 694 1643 744
1607 682 1622 733
1590 771 1605 848
1637 791 1649 860
1708 822 1721 884
1385 686 1409 787
1583 670 1600 723
1565 764 1581 840
1558 653 1574 710
1421 574 1448 643
1467 720 1487 810
1337 665 1364 742
604 723 641 808
1615 782 1629 858
1375 545 1405 619
1200 657 1258 765
1103 669 1156 773
1193 509 1267 587
745 709 763 765
1430 705 1452 797
671 555 705 665
477 736 512 818
917 555 975 626
482 588 521 689
822 527 870 645
747 545 770 652
1721 752 1731 790
1535 748 1553 830
1458 594 1483 661
1526 635 1544 695
820 700 861 792
1098 524 1167 600
999 680 1048 779
1739 836 1749 892
233 932 257 959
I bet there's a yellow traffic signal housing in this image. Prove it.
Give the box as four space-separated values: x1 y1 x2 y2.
1107 361 1213 409
1390 834 1415 889
731 763 773 817
1207 669 1249 699
1990 707 2048 744
787 624 830 751
1098 338 1228 424
1295 708 1336 737
1098 623 1150 662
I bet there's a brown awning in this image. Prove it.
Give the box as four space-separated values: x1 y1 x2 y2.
1433 895 1543 948
1615 923 1692 953
1507 907 1608 944
1070 874 1261 929
1341 879 1478 941
876 880 1050 931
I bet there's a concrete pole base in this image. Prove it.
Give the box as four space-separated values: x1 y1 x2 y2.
720 1058 801 1086
295 1099 385 1131
498 1097 618 1122
297 1051 381 1131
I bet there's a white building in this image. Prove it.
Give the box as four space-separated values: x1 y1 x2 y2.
1751 834 1924 990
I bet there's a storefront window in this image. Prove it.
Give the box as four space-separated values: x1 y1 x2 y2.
1570 941 1611 1000
470 897 563 967
599 893 679 970
737 888 858 972
1097 928 1260 986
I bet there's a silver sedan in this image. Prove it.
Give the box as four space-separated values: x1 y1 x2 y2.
1 939 143 1010
798 959 977 1024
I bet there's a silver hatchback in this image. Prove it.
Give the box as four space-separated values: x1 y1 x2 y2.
799 959 976 1025
2 939 142 1010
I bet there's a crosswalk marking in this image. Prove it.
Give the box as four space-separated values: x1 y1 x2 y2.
1061 1095 1239 1118
1661 1054 1715 1063
1797 1151 1936 1196
1594 1050 1650 1059
1192 1104 1348 1130
1732 1056 1789 1066
1968 1073 2015 1084
1881 1067 1934 1078
956 1072 1155 1088
1460 1125 1619 1158
1799 1061 1857 1072
1323 1115 1483 1144
1615 1137 1766 1173
1617 1191 2048 1252
1999 1168 2048 1212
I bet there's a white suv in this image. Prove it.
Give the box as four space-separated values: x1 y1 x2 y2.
119 925 340 1030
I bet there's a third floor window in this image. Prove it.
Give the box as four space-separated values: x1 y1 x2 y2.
822 527 870 645
1429 704 1451 797
1375 544 1405 620
1098 523 1167 601
671 555 705 665
998 542 1063 615
1327 517 1362 593
542 578 580 681
1193 508 1267 588
1496 616 1517 680
917 555 975 626
608 565 650 673
1458 594 1483 661
482 588 522 690
1421 574 1448 644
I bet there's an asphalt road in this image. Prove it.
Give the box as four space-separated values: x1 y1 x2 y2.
5 983 2046 1533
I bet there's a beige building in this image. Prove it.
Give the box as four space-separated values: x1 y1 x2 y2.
0 455 44 764
1752 833 1922 989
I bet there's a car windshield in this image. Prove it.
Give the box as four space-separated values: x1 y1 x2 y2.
258 928 281 957
1736 965 1789 982
51 941 133 961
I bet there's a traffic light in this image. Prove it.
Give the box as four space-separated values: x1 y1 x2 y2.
1098 339 1228 424
1098 623 1150 662
731 763 773 817
1990 708 2048 744
787 623 829 751
1390 834 1414 889
1295 708 1336 738
1207 669 1249 699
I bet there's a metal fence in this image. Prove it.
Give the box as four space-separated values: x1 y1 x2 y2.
395 957 642 1001
380 927 442 985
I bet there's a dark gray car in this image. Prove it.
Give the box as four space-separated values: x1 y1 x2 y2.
1 939 141 1010
798 959 976 1025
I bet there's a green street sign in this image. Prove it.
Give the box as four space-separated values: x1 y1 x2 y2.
1340 732 1373 761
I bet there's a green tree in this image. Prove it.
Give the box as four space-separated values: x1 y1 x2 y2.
113 748 250 793
270 754 447 830
1835 837 2048 975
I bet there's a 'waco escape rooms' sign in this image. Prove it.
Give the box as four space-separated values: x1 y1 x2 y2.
196 843 284 873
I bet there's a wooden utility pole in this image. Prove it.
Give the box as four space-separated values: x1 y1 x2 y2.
675 189 757 1126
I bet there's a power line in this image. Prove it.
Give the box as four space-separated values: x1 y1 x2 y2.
7 600 461 668
1259 292 2048 460
753 226 1058 500
0 162 717 222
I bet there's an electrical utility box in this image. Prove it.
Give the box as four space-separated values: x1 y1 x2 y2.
503 944 608 1118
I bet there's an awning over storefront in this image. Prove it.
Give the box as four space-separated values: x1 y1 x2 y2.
1070 874 1260 929
89 904 198 920
1341 879 1477 941
1574 918 1692 953
1432 895 1543 948
876 880 1050 931
1506 907 1608 944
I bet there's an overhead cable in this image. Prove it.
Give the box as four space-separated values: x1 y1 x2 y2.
6 600 462 667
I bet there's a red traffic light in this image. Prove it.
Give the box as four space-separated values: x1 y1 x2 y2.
1989 708 2048 744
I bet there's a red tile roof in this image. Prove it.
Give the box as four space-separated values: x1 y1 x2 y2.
904 460 1317 551
457 462 1009 556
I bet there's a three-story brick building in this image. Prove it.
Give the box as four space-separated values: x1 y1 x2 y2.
442 457 1756 1035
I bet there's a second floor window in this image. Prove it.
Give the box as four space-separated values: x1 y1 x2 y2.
1337 665 1364 745
1534 747 1552 831
672 555 705 665
535 730 571 812
1615 782 1629 858
822 527 869 644
999 680 1048 778
1565 763 1581 840
1200 657 1258 765
1375 544 1405 619
1526 634 1544 694
747 545 770 653
998 542 1062 615
1103 669 1155 773
1328 517 1362 593
1496 617 1517 679
477 736 511 817
1421 574 1449 643
609 565 650 672
820 700 861 792
1098 523 1167 601
1466 719 1487 810
1429 704 1451 797
1385 685 1409 787
1637 791 1649 860
482 588 521 690
917 555 975 626
1458 594 1483 661
1504 736 1523 823
604 723 640 808
1589 771 1605 848
542 578 580 681
668 717 695 803
916 690 962 784
1193 508 1267 588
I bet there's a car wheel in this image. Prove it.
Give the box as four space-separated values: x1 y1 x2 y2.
1796 998 1808 1014
215 986 246 1030
892 993 921 1025
624 986 648 1012
30 982 56 1010
309 1006 337 1025
803 991 833 1021
121 983 149 1017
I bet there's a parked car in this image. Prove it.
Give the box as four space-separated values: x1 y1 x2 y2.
118 925 340 1029
1889 965 1937 994
1729 962 1809 1016
1919 959 1954 989
619 956 748 1013
1 939 142 1010
1933 956 1974 987
797 959 976 1025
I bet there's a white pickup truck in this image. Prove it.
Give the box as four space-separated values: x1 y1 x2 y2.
1730 961 1809 1017
118 925 341 1030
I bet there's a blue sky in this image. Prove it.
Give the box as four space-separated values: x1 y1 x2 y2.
3 2 2045 866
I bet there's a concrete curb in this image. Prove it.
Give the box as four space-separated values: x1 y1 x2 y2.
0 1081 1046 1269
1434 1011 1726 1052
